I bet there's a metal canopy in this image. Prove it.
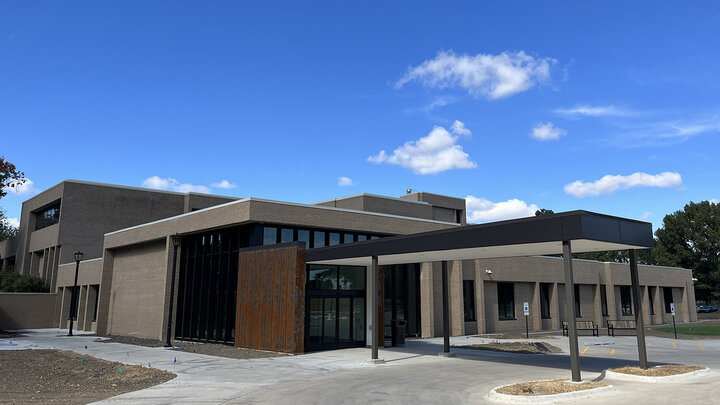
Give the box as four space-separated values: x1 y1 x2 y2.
305 210 654 381
306 210 654 265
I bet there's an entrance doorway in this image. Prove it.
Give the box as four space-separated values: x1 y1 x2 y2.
383 264 421 342
306 265 366 351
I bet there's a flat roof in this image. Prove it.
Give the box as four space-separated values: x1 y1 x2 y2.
105 196 460 237
306 210 654 266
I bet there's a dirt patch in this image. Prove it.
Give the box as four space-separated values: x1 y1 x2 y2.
98 334 165 347
457 341 563 354
0 349 175 404
171 340 289 359
483 332 559 340
497 379 608 396
0 330 26 339
609 365 704 377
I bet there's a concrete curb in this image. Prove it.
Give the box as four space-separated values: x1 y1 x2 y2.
602 367 711 382
487 382 615 404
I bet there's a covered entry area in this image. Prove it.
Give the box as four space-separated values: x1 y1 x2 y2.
306 210 655 381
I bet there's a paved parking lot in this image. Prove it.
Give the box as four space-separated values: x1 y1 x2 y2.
2 329 718 404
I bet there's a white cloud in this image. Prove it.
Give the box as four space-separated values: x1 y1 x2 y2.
554 105 636 117
564 172 683 198
710 199 719 204
640 211 653 220
2 178 37 195
338 176 353 187
368 125 476 175
531 122 566 141
142 176 211 194
2 216 20 228
395 50 556 99
466 196 539 222
450 120 472 137
210 180 237 189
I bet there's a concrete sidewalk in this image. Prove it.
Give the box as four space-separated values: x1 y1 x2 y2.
2 329 717 404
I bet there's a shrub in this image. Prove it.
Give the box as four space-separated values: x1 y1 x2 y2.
0 270 49 292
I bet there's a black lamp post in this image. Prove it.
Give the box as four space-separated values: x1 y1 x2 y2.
67 251 83 336
165 233 181 348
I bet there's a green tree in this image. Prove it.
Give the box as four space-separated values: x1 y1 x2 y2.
654 201 720 304
535 208 555 216
0 156 26 241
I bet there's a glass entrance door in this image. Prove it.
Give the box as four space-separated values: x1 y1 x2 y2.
306 265 366 352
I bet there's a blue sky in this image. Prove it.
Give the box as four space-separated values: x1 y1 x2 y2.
1 1 719 230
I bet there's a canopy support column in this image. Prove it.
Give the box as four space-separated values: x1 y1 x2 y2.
369 255 384 364
629 249 649 369
439 260 454 357
563 241 581 382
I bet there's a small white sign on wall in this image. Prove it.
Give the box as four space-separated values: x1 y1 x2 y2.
670 303 675 316
523 302 529 316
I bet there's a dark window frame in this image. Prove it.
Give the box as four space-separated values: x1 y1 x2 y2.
574 284 581 318
540 283 551 319
663 287 674 313
648 287 655 315
497 282 515 321
34 201 61 230
463 280 476 321
620 286 633 316
600 284 609 317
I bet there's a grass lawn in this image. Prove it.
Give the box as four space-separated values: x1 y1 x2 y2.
653 326 720 336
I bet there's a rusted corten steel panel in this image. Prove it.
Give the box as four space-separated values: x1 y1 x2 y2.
235 243 306 354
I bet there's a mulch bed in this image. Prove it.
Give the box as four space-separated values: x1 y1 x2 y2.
0 330 26 339
0 349 175 404
171 340 289 360
482 331 559 340
99 334 288 360
609 365 704 376
457 341 563 354
497 379 608 396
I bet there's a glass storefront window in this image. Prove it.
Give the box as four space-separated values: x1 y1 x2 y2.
329 232 340 246
357 235 367 241
339 266 365 290
343 233 354 244
308 265 338 290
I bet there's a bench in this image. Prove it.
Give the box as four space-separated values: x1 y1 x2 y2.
562 321 599 337
607 320 637 337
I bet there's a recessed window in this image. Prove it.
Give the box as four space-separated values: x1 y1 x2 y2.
497 282 515 320
357 235 367 241
35 202 61 230
574 284 581 318
343 233 354 244
620 286 632 316
600 285 608 316
329 232 340 246
648 287 655 315
540 283 551 319
463 280 476 321
663 287 673 313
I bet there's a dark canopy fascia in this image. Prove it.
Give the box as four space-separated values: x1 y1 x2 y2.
305 210 654 266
